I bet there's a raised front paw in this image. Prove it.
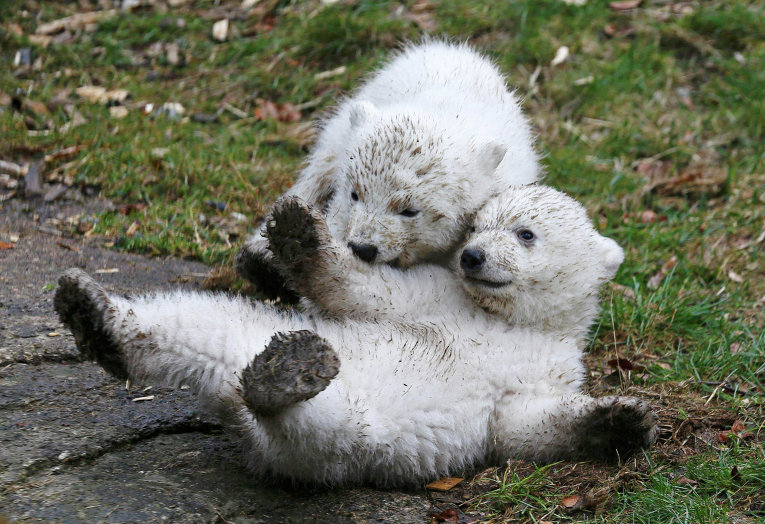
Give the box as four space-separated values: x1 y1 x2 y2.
265 197 331 270
54 268 128 379
234 243 300 304
239 330 340 417
573 396 658 462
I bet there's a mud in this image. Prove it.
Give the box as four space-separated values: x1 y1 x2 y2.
0 196 434 523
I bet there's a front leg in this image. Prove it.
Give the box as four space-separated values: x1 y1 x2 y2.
266 197 463 320
491 393 659 463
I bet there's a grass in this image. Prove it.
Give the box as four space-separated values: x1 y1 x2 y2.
1 0 763 521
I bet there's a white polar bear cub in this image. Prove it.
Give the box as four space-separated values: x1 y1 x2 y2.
237 41 540 299
55 186 657 487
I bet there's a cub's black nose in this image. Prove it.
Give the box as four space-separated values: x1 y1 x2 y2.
348 243 378 263
460 249 485 272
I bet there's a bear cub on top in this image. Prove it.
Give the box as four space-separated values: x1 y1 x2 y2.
237 40 541 301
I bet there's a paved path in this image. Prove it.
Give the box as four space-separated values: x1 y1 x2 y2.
0 197 434 523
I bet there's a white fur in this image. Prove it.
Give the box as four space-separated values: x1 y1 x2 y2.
243 40 540 268
66 187 655 487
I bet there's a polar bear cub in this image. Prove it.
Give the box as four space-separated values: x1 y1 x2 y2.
237 40 540 300
54 186 657 487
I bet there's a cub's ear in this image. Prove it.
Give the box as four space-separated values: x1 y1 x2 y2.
598 236 624 279
472 138 508 176
348 101 379 129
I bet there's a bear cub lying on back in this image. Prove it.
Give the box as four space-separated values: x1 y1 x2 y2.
237 41 541 301
55 186 657 487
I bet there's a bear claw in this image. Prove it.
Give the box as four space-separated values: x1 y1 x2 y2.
54 268 128 379
240 330 340 417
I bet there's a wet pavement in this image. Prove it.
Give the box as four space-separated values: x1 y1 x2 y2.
0 197 435 523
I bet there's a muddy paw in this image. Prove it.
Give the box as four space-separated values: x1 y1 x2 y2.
54 268 128 379
265 197 329 270
574 396 658 462
239 330 340 417
234 244 299 304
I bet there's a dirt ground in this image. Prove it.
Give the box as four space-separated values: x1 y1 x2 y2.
0 193 442 523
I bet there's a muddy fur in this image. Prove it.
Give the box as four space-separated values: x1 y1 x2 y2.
55 188 657 487
240 331 340 417
237 40 541 299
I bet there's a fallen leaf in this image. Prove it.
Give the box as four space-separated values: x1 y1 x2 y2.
561 494 582 509
212 19 229 41
551 45 570 66
657 362 672 370
727 270 744 283
109 106 129 119
118 203 147 215
254 99 302 123
609 0 641 10
604 23 635 38
608 358 646 372
44 145 83 164
647 256 677 289
0 241 14 250
76 86 129 104
404 1 438 33
430 508 459 523
731 420 746 434
640 210 658 223
36 10 117 35
729 342 740 354
676 477 698 487
22 98 49 117
426 477 464 491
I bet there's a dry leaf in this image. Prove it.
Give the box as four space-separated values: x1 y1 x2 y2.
657 362 672 370
640 210 658 223
36 10 117 35
561 494 582 509
676 477 698 487
729 342 740 354
426 477 464 491
605 23 635 38
727 270 744 283
609 0 641 10
0 241 15 250
731 420 746 434
551 45 570 66
647 256 677 289
430 508 459 523
76 86 129 104
212 19 229 41
254 99 302 123
608 358 646 372
45 145 83 164
109 106 129 119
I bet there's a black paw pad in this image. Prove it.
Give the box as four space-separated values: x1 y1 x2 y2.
234 247 299 303
240 330 340 417
54 268 128 379
574 397 658 462
266 197 321 268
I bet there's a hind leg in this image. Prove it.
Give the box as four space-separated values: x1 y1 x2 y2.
54 268 128 379
492 393 658 463
240 330 340 417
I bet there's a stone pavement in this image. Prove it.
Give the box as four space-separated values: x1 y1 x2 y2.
0 197 436 523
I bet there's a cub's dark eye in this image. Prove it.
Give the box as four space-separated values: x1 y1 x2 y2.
470 226 476 233
517 229 535 243
351 191 359 202
400 209 419 218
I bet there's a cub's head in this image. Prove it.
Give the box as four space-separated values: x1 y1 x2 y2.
458 185 623 339
337 101 508 267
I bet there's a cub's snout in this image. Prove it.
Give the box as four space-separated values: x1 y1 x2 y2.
460 249 486 272
348 242 378 263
